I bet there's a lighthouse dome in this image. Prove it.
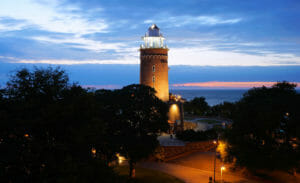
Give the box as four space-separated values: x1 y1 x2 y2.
146 24 162 37
141 24 166 49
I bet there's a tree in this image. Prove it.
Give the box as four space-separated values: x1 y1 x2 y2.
6 67 69 101
184 97 210 116
0 67 171 181
226 82 300 172
209 101 235 119
110 84 169 178
0 67 118 182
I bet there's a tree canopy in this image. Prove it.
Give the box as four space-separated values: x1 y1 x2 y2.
184 97 210 116
107 84 169 178
226 82 300 172
0 67 169 182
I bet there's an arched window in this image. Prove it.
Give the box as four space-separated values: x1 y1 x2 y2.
152 65 155 72
152 75 155 83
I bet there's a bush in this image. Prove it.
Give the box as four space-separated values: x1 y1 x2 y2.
176 128 218 142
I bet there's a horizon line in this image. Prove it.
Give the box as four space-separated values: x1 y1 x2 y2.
81 81 300 90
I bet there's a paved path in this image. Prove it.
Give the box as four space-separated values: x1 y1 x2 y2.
139 161 257 183
158 133 186 146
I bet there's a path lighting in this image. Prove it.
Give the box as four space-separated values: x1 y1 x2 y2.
169 104 179 122
24 133 29 138
213 140 218 182
116 153 126 164
91 148 96 157
221 166 226 182
176 95 181 101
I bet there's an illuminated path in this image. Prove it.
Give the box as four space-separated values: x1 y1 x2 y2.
139 161 258 183
139 152 260 183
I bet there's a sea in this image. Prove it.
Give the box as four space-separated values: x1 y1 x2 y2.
170 89 248 106
170 89 300 106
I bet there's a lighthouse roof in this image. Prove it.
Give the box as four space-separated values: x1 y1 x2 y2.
146 24 162 37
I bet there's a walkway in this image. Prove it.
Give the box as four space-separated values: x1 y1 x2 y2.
158 133 186 146
139 161 258 183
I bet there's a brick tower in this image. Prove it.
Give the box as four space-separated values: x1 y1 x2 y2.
140 24 169 102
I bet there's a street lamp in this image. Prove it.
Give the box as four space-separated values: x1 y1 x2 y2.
213 140 217 183
91 147 96 158
221 166 226 182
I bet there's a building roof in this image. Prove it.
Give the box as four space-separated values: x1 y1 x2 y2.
146 24 162 37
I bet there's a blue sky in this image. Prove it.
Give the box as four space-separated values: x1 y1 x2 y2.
1 0 300 88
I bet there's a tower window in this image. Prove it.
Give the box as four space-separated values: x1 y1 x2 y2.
152 76 155 83
152 65 155 72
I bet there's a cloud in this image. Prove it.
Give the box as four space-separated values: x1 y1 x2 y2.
13 57 139 65
32 36 126 52
172 81 300 89
144 15 242 27
0 0 299 67
0 0 108 35
0 56 17 60
5 44 300 66
0 17 29 32
168 47 300 66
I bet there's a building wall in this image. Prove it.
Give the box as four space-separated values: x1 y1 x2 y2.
168 103 180 122
140 48 169 102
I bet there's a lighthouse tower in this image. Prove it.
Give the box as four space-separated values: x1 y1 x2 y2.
140 24 169 102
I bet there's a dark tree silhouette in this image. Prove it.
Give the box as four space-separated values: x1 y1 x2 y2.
209 101 235 119
226 82 300 173
110 84 169 178
184 97 210 116
0 67 172 181
0 67 118 183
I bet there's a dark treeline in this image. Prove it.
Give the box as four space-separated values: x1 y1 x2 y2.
184 97 235 119
176 128 219 142
226 82 300 173
183 82 300 173
0 67 169 182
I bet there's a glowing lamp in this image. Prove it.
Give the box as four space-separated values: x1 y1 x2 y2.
91 148 96 155
116 153 126 164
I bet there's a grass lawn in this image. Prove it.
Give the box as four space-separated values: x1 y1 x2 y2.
115 165 184 183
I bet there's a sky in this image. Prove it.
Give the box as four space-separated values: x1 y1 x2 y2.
1 0 300 89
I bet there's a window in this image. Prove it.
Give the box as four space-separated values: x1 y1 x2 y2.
152 65 155 72
152 75 155 83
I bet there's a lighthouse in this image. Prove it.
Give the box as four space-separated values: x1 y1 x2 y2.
140 24 169 102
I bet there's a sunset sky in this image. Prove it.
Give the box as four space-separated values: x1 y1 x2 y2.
1 0 300 88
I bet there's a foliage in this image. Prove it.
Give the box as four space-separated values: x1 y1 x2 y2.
108 84 169 178
226 82 300 172
208 101 235 119
0 67 169 181
184 97 210 116
0 67 115 182
176 128 219 142
184 96 236 119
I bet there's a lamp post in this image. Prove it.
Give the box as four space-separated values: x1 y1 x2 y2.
91 147 96 158
221 166 226 182
213 140 217 183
